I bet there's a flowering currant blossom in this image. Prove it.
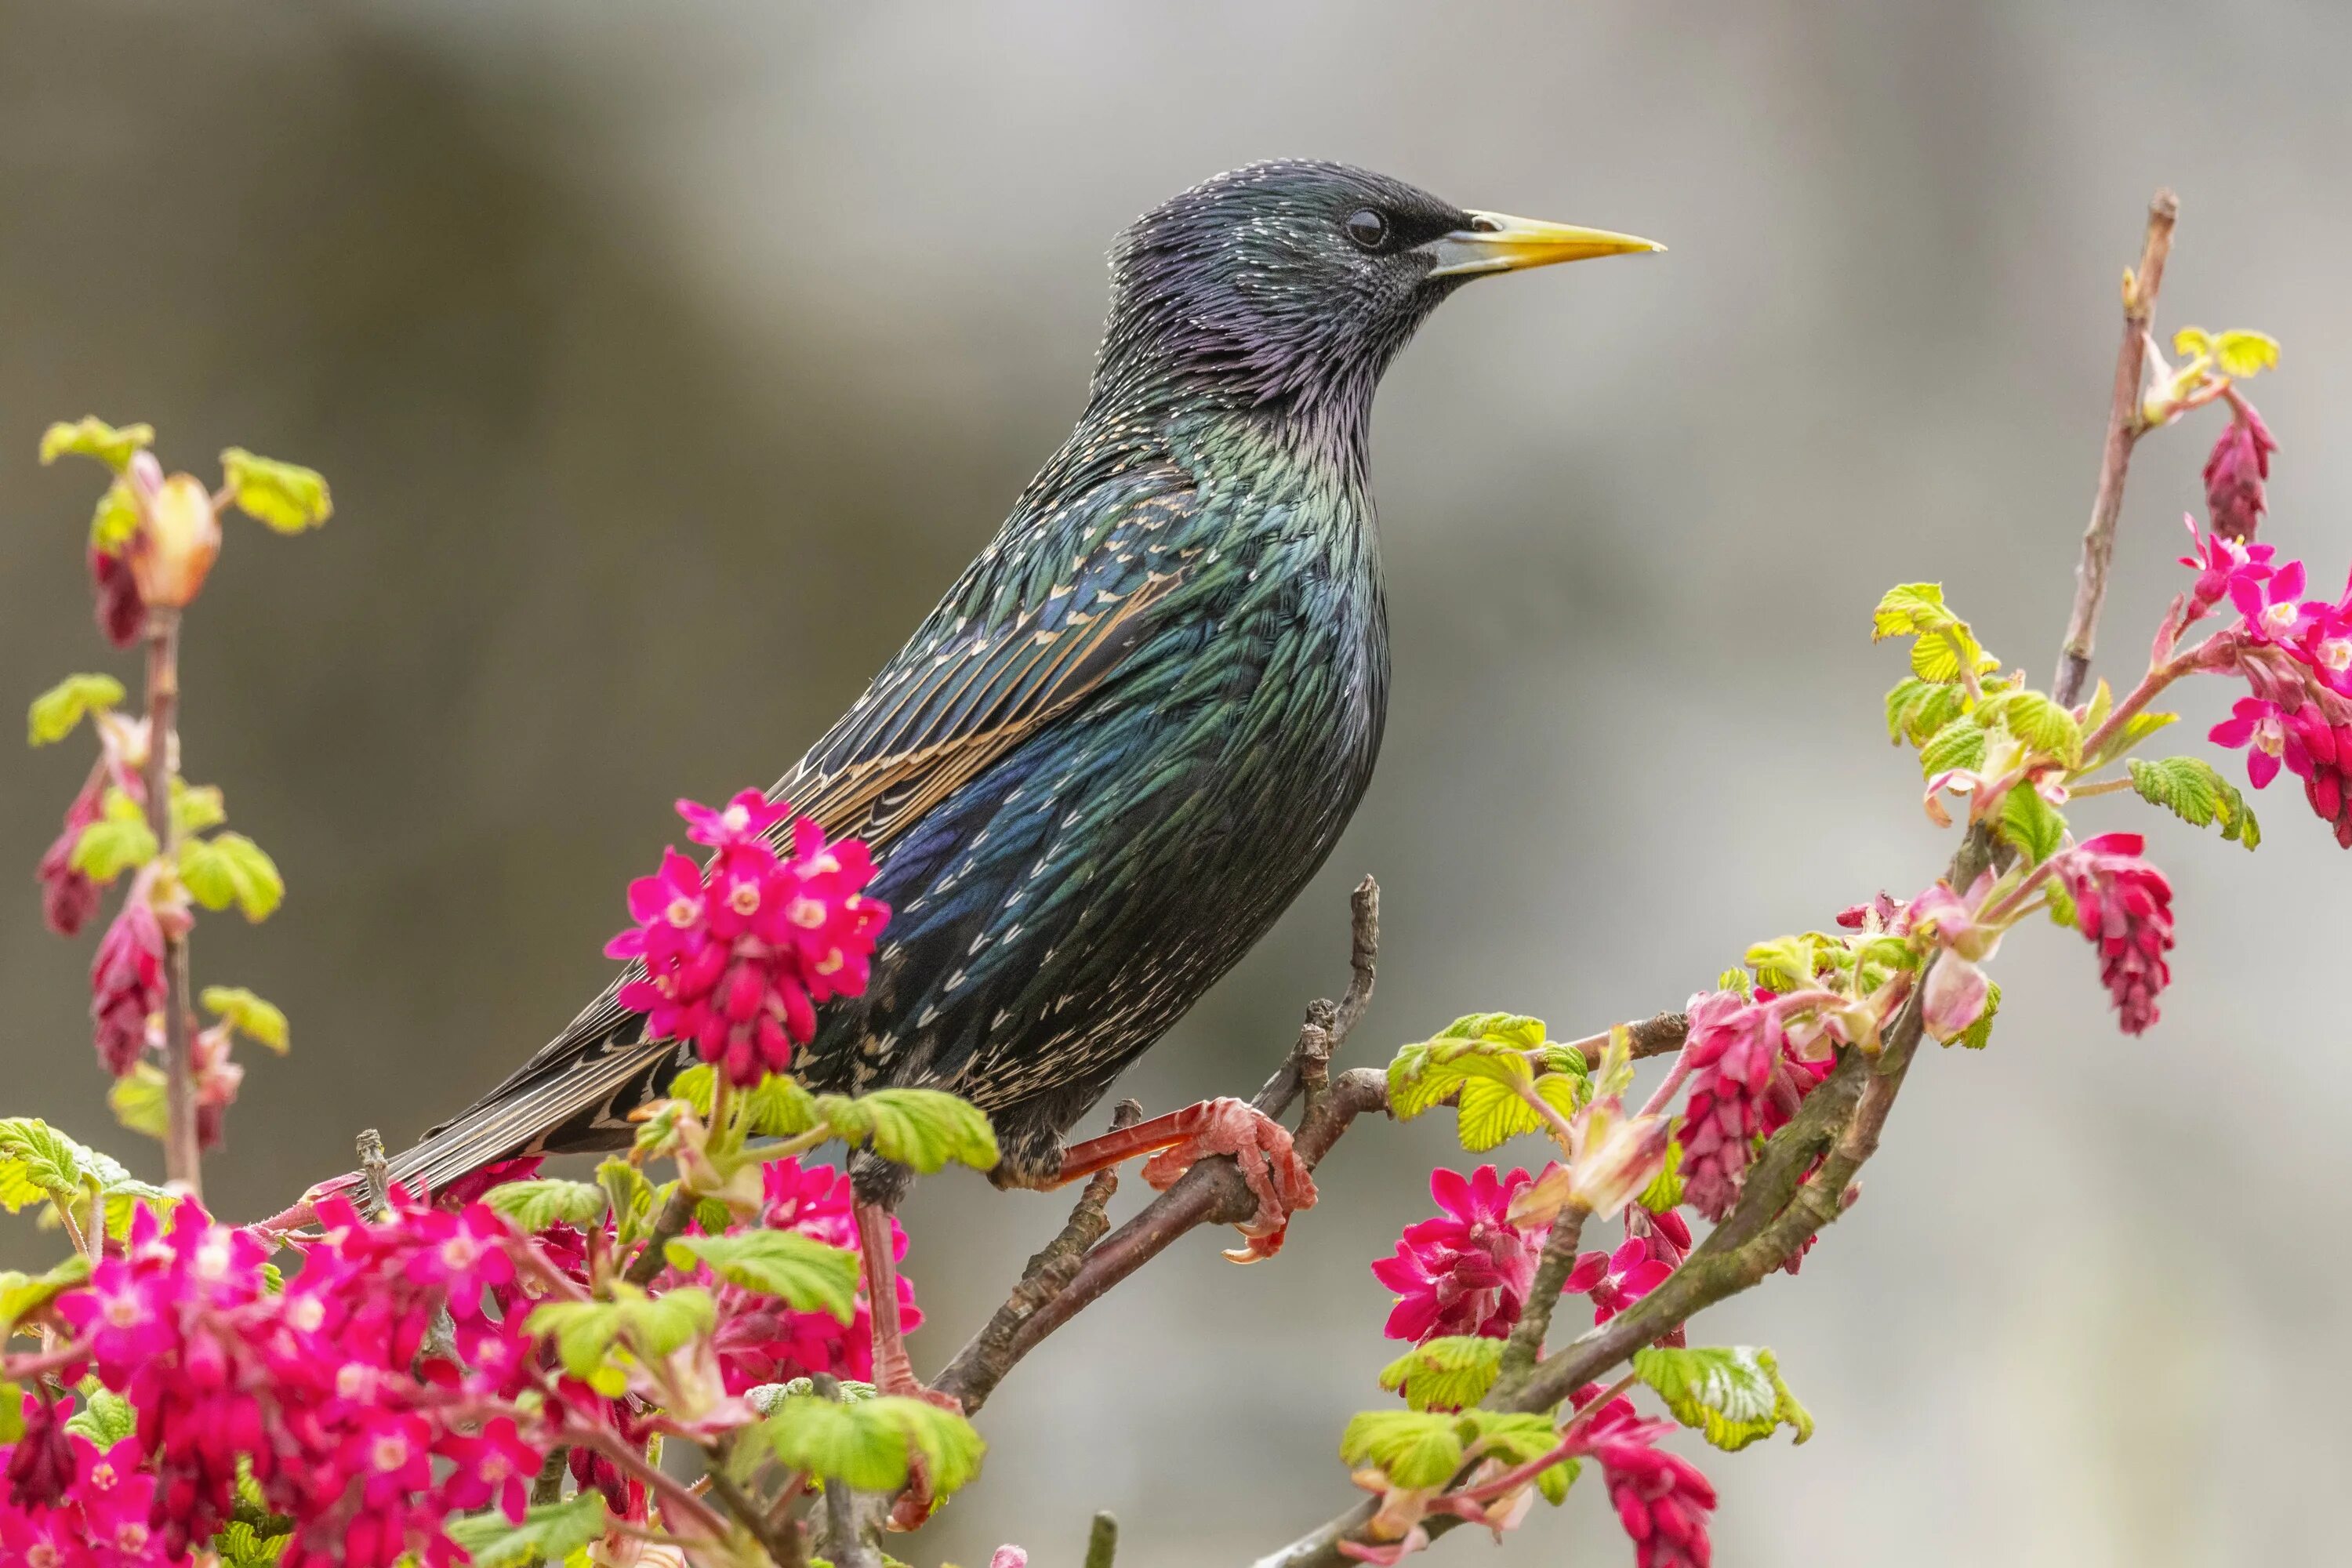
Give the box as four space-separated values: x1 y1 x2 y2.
87 892 166 1078
2202 398 2277 543
2177 519 2275 612
2053 833 2175 1035
1564 1236 1672 1328
1371 1166 1545 1342
1675 991 1784 1222
606 792 887 1087
1906 872 2002 1042
1578 1390 1718 1568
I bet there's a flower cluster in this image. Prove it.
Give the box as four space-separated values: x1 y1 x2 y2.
42 1197 548 1566
1372 1166 1544 1342
2202 397 2276 543
607 791 888 1087
1564 1207 1691 1332
1675 990 1817 1223
1577 1390 1717 1568
2053 833 2175 1034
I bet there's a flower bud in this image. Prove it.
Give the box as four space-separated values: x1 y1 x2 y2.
1564 1099 1672 1221
127 472 221 609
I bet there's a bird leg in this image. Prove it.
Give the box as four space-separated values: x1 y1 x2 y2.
855 1201 959 1531
1047 1096 1317 1263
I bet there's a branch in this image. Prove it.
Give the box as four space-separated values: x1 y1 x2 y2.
141 604 201 1196
1086 1512 1120 1568
1491 1203 1588 1396
2056 188 2180 706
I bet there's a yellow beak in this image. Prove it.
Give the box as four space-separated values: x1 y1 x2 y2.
1419 211 1665 278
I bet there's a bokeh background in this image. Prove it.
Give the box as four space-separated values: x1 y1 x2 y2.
5 3 2348 1563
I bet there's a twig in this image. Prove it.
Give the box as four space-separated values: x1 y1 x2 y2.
529 1446 568 1508
812 1376 880 1568
705 1457 804 1568
935 1101 1139 1408
141 605 201 1196
356 1129 390 1219
1086 1511 1120 1568
624 1184 700 1288
1491 1203 1588 1396
2056 188 2180 706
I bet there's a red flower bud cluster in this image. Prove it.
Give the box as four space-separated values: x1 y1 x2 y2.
606 792 888 1087
2053 833 2175 1035
1572 1388 1717 1568
2201 398 2276 543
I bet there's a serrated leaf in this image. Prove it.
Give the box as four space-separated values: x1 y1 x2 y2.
445 1494 608 1568
670 1063 717 1117
2083 678 2114 735
1378 1336 1504 1413
201 985 289 1052
1954 981 2001 1051
70 811 158 883
1985 691 2082 767
211 1520 290 1567
2130 756 2260 849
1535 1454 1581 1504
89 481 140 553
1339 1410 1465 1490
0 1255 90 1338
1998 786 2067 866
0 1120 94 1212
597 1159 655 1246
664 1229 858 1323
27 673 127 746
172 781 227 837
1632 1345 1813 1452
764 1394 985 1497
2212 328 2281 379
2091 709 2179 766
1388 1018 1554 1124
1871 583 1955 640
40 417 153 471
219 448 332 534
1638 1134 1685 1213
179 831 284 920
64 1385 132 1444
485 1179 608 1234
526 1286 713 1391
1458 1409 1563 1466
1436 1013 1548 1049
1916 715 1987 781
815 1088 997 1174
109 1063 170 1139
1454 1073 1540 1152
744 1072 820 1136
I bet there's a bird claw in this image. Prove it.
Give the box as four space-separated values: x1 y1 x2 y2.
1136 1097 1317 1263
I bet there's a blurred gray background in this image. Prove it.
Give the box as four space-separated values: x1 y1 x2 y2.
4 3 2347 1563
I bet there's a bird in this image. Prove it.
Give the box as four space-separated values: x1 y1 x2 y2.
374 159 1658 1399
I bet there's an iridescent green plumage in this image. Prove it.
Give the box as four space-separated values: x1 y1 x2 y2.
390 161 1635 1198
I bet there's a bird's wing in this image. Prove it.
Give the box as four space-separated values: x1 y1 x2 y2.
387 482 1192 1192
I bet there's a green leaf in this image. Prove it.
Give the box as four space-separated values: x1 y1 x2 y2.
201 985 289 1052
1535 1454 1581 1505
64 1385 133 1445
744 1072 821 1136
40 417 153 471
2129 756 2261 849
0 1119 95 1212
0 1255 90 1338
27 673 127 746
525 1286 714 1392
2090 709 2179 766
670 1063 717 1117
89 481 140 553
1458 1409 1563 1466
445 1494 608 1568
219 448 332 534
1885 677 1968 750
1339 1410 1465 1490
1953 981 2001 1051
1873 583 1986 684
485 1179 609 1234
1998 786 2067 866
69 800 158 884
211 1521 290 1567
1377 1337 1504 1413
1387 1016 1552 1123
815 1088 998 1174
1638 1134 1685 1213
2083 678 2114 736
597 1159 655 1246
664 1229 859 1323
108 1063 170 1139
1916 714 1986 780
1632 1345 1814 1453
764 1394 986 1497
2212 328 2281 379
178 831 284 920
1984 691 2082 767
172 781 227 837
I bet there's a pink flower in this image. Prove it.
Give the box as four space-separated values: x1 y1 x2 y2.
2209 696 2310 789
1371 1167 1544 1342
1564 1236 1671 1327
2230 557 2314 644
1581 1398 1717 1568
1675 992 1785 1222
2053 833 2175 1034
608 798 888 1087
5 1396 74 1512
2202 399 2277 543
88 898 164 1078
2178 520 2276 608
88 546 143 651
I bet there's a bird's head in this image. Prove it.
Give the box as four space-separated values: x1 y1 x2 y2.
1092 159 1660 443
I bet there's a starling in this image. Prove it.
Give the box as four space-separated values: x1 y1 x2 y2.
380 160 1657 1394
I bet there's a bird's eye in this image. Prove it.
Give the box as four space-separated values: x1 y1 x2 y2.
1344 208 1392 252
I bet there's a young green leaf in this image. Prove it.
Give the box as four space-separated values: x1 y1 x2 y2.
39 417 154 472
1387 1015 1552 1123
27 673 127 747
663 1229 859 1323
1377 1336 1504 1413
815 1088 998 1174
172 782 228 837
597 1158 655 1246
70 800 158 884
445 1493 608 1568
210 1520 292 1568
1983 691 2082 767
670 1063 718 1116
1638 1134 1685 1213
1997 786 2067 866
0 1255 91 1338
64 1385 133 1446
744 1071 821 1136
1632 1345 1814 1452
179 831 285 920
0 1119 96 1211
1915 714 1987 781
2211 328 2281 379
1339 1410 1465 1490
2087 708 2179 767
764 1394 986 1497
108 1064 170 1139
201 985 289 1052
1953 981 2001 1051
484 1179 609 1234
219 448 333 533
2129 756 2261 849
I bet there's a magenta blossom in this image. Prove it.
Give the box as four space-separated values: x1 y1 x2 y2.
2203 398 2277 543
1675 992 1787 1222
1371 1166 1544 1342
2230 557 2313 644
1580 1393 1718 1568
2178 519 2276 609
2053 833 2175 1035
2209 696 2318 789
607 795 888 1087
88 897 165 1078
1564 1236 1671 1328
